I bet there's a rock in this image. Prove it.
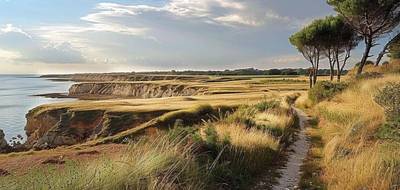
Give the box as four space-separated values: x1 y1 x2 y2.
0 168 10 176
26 107 167 150
42 157 66 165
76 150 100 156
0 130 11 153
68 83 207 99
34 113 80 150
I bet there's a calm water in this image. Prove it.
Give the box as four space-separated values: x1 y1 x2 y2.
0 75 74 141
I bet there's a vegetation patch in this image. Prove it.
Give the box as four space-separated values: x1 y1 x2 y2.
374 82 400 141
0 97 299 190
310 74 400 190
308 81 348 104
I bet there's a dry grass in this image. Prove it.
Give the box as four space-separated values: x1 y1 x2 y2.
314 74 400 190
212 122 279 151
347 60 400 76
0 135 205 190
294 92 313 109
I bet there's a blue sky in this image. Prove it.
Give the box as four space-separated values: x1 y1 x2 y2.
0 0 379 74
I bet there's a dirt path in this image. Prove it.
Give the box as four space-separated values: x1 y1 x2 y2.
253 108 310 190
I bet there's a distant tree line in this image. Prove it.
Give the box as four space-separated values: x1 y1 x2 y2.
139 68 345 76
290 0 400 87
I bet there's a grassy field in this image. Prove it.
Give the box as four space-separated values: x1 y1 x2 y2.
297 62 400 190
4 69 394 190
0 75 311 189
0 97 299 189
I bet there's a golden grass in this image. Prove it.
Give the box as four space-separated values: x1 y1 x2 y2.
255 111 294 133
211 122 279 150
294 92 313 109
314 74 400 190
347 60 400 76
29 75 309 117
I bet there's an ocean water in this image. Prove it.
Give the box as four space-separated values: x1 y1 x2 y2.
0 75 74 142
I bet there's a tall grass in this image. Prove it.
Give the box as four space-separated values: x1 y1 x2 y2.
1 135 205 190
314 74 400 190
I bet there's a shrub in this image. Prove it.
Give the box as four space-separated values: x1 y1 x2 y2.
376 118 400 141
224 106 256 127
355 72 384 80
308 81 348 103
374 82 400 120
374 82 400 141
254 100 280 112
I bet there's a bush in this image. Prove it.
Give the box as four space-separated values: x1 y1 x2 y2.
376 118 400 141
254 100 280 112
374 82 400 120
308 81 348 103
355 72 384 80
374 82 400 141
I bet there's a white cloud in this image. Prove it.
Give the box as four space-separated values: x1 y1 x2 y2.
0 24 31 38
82 0 273 27
0 1 333 73
0 49 21 61
0 24 85 64
214 14 260 26
270 54 304 64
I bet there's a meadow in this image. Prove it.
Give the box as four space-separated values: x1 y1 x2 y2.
297 61 400 190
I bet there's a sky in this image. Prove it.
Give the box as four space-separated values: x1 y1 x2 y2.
0 0 385 74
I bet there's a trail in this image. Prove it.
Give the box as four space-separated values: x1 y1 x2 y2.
253 108 310 190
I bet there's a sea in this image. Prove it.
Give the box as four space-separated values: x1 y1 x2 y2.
0 75 74 142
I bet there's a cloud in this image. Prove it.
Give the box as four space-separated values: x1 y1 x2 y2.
0 24 85 64
81 0 283 27
0 1 335 73
0 24 31 38
0 48 21 61
270 54 304 64
30 1 312 70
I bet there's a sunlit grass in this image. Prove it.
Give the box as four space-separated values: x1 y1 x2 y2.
314 74 400 190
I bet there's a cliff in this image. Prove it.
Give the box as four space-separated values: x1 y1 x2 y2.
0 130 11 153
68 83 208 99
25 107 168 149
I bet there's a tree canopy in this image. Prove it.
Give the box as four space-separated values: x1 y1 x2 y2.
290 19 326 87
388 36 400 59
327 0 400 75
290 16 359 85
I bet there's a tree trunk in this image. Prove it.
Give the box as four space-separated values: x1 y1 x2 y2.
375 33 400 66
375 50 386 66
336 50 341 82
313 71 317 85
357 37 373 75
314 52 320 85
328 51 335 81
337 63 341 82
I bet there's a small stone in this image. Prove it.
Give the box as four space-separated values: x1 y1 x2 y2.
42 157 66 165
0 169 10 176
